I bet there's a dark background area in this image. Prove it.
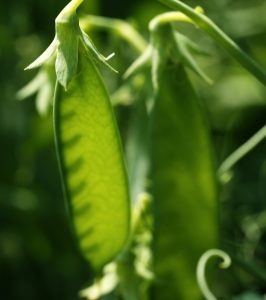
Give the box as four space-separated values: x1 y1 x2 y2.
0 0 265 299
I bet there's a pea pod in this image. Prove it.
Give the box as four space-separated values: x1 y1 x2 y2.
53 48 130 271
150 30 218 299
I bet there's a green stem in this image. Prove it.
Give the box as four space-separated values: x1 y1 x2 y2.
80 15 148 53
149 8 203 31
159 0 266 86
56 0 84 21
218 125 266 176
149 11 192 31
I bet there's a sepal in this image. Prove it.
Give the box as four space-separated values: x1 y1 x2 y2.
25 37 57 70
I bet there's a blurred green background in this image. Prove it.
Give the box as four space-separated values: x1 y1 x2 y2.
0 0 265 299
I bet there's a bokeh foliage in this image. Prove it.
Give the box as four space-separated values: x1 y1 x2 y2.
0 0 265 299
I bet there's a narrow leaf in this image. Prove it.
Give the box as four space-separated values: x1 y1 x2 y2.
172 31 212 84
55 21 79 89
16 70 47 100
36 80 54 115
25 37 57 70
81 30 118 73
123 46 152 79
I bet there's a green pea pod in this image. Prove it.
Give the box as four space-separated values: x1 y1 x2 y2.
53 48 130 271
151 62 218 299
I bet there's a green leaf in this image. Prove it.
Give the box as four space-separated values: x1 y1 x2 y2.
123 46 152 79
25 37 57 70
159 0 266 86
17 65 55 115
17 70 47 100
151 62 218 299
35 79 54 115
25 1 117 91
150 23 212 85
80 30 118 73
55 15 79 89
172 31 212 84
53 48 130 271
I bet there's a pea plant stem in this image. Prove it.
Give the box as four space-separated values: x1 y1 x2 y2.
80 15 148 53
56 0 84 21
159 0 266 86
218 125 266 176
149 11 192 31
149 7 204 32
